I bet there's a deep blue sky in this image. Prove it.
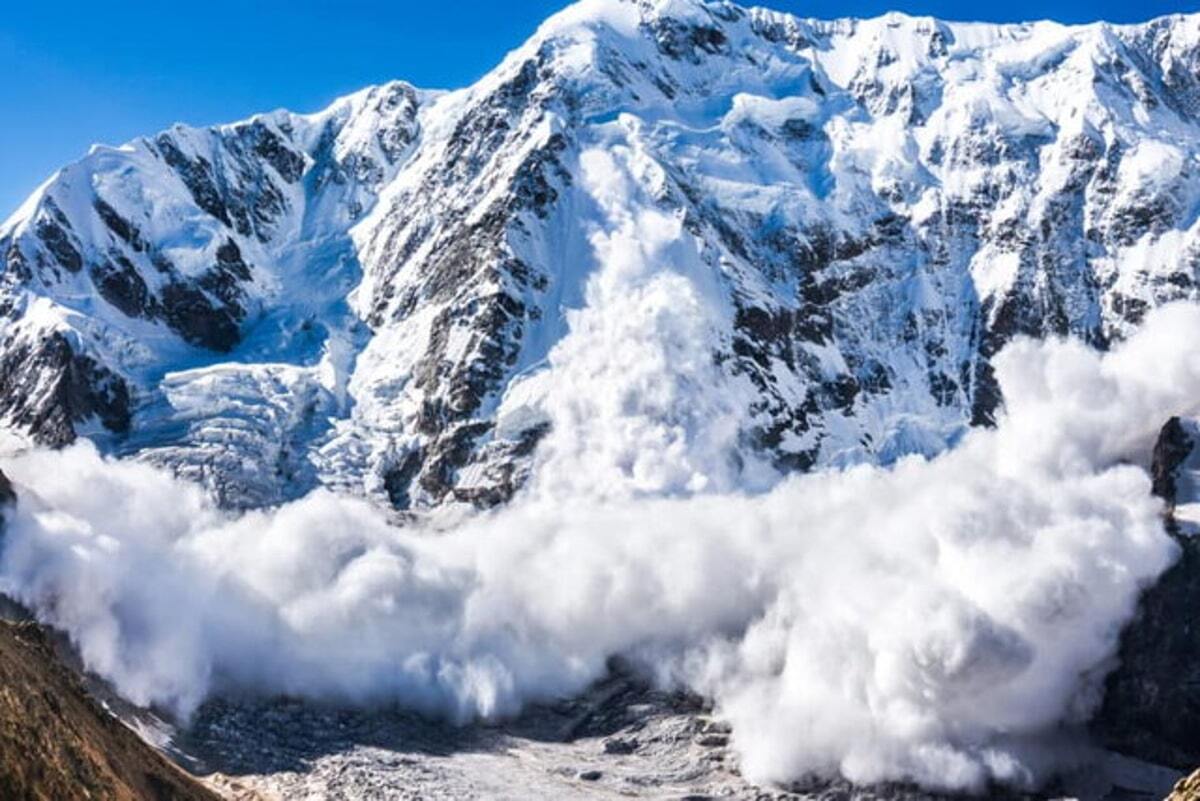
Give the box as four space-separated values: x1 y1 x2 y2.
2 0 1196 218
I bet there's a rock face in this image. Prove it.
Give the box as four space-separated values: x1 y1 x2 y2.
1149 417 1199 502
0 620 220 801
1169 770 1200 801
1093 417 1200 769
4 0 1200 510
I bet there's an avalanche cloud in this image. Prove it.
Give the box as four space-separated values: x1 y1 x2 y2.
2 303 1198 792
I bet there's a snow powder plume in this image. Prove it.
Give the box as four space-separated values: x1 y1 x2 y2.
505 146 774 501
2 271 1200 789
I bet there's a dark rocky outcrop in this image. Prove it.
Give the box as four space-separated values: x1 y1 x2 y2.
159 282 241 353
32 200 84 275
153 135 232 229
1092 417 1200 769
90 256 154 319
0 468 16 509
1152 416 1196 503
0 333 131 446
93 199 146 251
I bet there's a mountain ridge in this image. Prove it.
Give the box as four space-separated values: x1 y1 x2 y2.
3 0 1200 510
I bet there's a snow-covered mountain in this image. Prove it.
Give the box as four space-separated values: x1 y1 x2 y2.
4 0 1200 510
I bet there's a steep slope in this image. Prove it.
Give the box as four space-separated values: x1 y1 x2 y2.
4 0 1200 511
0 82 429 505
1171 771 1200 801
0 619 221 801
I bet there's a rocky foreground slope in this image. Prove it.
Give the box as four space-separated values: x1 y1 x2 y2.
1169 771 1200 801
0 618 219 801
4 0 1200 509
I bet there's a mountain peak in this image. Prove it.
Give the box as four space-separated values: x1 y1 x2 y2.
2 0 1200 509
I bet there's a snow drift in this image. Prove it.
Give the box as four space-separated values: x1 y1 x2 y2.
2 301 1198 791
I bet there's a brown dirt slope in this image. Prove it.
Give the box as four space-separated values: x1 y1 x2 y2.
0 619 220 801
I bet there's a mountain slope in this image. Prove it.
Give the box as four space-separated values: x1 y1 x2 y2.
0 619 220 801
3 0 1200 510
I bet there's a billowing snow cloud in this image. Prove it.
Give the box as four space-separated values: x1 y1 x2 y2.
2 302 1196 791
0 136 1197 794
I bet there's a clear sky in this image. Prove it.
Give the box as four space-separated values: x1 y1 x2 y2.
2 0 1197 218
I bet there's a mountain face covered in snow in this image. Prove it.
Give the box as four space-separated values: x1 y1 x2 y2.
4 0 1200 510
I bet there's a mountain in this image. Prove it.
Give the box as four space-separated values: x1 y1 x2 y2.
3 0 1200 510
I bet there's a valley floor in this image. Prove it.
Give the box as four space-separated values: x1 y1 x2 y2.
166 665 1184 801
0 608 1187 801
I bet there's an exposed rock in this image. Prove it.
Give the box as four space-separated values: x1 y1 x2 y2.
1151 416 1197 503
1092 417 1200 769
1169 769 1200 801
0 332 130 446
160 282 242 353
90 255 153 319
602 736 639 755
0 469 17 508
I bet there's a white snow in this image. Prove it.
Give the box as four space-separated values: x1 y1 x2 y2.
3 303 1199 792
2 1 1200 792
